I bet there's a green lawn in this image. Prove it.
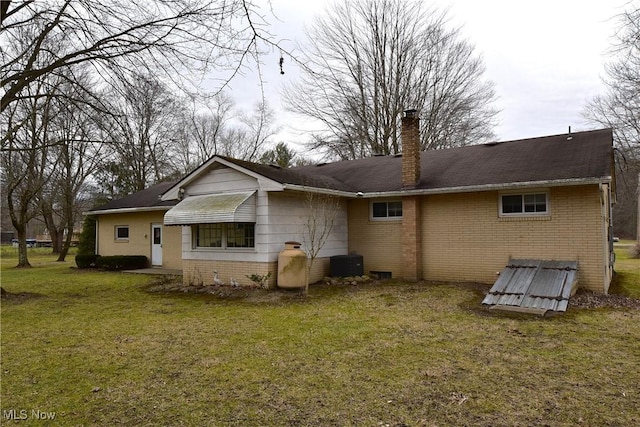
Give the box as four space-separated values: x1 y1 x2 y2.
2 248 639 426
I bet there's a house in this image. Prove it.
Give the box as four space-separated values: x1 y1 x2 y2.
88 112 616 294
88 181 183 270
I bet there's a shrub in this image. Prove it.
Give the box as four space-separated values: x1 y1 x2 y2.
96 255 148 271
75 254 101 269
246 272 272 288
77 216 97 256
629 243 640 259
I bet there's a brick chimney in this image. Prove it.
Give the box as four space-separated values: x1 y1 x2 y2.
401 109 420 189
400 109 422 282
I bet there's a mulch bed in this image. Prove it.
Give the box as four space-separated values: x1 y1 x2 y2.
569 290 640 309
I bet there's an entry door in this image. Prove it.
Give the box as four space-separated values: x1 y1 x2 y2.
151 224 163 266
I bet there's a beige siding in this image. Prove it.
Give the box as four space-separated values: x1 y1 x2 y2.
347 199 403 278
96 211 182 270
420 185 606 292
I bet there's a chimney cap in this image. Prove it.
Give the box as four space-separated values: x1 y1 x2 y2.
404 109 418 118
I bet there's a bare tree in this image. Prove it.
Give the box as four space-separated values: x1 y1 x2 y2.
218 101 280 162
170 93 237 174
1 79 55 267
584 3 640 240
301 191 342 294
96 72 180 196
284 0 498 160
1 0 288 120
40 70 106 260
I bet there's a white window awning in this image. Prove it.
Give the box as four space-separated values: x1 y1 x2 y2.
164 191 256 225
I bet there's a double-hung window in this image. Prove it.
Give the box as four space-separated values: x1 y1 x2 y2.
500 192 549 216
195 223 255 249
371 200 403 220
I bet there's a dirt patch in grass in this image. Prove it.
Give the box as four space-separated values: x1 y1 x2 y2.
0 286 43 304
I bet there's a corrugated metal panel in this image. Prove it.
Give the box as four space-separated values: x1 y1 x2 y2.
482 259 578 314
164 191 256 225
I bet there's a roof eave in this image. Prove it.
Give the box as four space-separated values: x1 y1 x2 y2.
281 184 359 198
83 206 174 216
350 177 613 198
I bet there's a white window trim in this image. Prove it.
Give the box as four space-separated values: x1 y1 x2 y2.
192 223 256 250
499 191 550 217
370 200 403 221
115 225 129 241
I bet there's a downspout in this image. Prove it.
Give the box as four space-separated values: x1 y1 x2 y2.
600 182 613 293
94 217 99 256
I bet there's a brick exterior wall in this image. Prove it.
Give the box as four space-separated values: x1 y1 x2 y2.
420 185 607 292
347 199 404 278
347 185 608 292
182 257 331 288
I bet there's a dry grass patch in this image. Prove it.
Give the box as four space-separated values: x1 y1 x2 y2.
2 251 639 426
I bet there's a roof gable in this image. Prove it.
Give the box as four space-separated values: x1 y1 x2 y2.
161 156 285 201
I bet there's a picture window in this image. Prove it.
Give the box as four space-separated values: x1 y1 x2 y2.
194 223 255 249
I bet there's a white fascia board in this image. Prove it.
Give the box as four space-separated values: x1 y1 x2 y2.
281 184 359 198
161 156 284 201
161 156 220 201
360 177 613 199
83 206 172 216
286 177 612 199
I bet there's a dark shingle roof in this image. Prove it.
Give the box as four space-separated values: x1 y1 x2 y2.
218 156 352 190
91 129 613 212
89 181 178 212
287 128 613 193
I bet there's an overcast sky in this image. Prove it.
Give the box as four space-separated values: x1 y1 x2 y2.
223 0 629 150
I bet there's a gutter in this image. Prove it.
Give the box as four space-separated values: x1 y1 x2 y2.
83 206 174 216
88 177 613 216
284 177 612 199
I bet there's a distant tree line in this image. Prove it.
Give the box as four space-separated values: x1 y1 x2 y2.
584 3 640 240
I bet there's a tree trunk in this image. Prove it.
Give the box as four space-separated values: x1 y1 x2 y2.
15 227 31 268
57 219 74 262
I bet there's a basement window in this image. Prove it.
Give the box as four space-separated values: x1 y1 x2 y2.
371 200 403 221
499 192 549 217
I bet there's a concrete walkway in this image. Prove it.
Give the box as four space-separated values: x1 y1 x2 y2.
123 268 182 276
